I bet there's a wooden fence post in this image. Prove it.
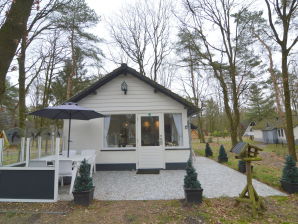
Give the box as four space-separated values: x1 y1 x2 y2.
61 136 64 152
54 137 60 201
25 138 31 167
20 137 25 162
38 136 42 158
0 138 3 166
51 132 55 154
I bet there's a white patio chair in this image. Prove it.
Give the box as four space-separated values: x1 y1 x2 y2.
62 150 77 157
59 160 78 194
28 160 47 167
81 150 96 176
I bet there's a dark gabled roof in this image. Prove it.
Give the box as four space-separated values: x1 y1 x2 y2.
68 64 199 115
254 116 298 130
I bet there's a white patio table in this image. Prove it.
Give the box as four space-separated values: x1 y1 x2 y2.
37 154 92 164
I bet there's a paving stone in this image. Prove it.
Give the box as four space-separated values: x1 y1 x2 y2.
59 156 286 201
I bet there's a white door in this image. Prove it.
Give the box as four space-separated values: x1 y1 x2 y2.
137 113 165 169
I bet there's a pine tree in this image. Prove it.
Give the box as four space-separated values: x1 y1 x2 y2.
205 143 213 157
74 159 94 192
247 84 276 121
218 145 228 163
281 155 298 184
52 0 102 99
184 158 201 189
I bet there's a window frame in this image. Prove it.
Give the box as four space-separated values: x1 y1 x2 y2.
102 113 137 151
163 113 184 149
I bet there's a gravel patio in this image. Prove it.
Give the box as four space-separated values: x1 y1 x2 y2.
59 156 286 201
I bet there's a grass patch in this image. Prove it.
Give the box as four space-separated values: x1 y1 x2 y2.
192 137 289 190
0 196 297 223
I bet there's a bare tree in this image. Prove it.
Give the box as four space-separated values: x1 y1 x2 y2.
264 0 298 160
17 0 69 129
181 0 258 146
107 2 149 76
107 0 172 82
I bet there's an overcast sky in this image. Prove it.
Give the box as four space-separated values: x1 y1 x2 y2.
86 0 137 71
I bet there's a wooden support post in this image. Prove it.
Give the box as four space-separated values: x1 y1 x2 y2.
51 132 55 154
25 138 31 167
38 136 42 158
54 137 60 202
231 143 265 217
20 137 25 162
0 138 3 166
235 160 264 217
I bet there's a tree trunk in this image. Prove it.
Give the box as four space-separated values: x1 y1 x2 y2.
197 116 205 143
17 35 27 129
281 49 297 161
220 76 238 147
0 0 34 103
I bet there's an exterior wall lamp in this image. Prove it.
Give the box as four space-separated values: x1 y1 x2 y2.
121 81 128 94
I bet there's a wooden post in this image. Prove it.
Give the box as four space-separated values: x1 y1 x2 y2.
51 132 55 154
233 143 264 217
54 137 60 202
62 136 65 153
0 138 3 166
25 138 31 167
20 137 25 162
38 136 42 158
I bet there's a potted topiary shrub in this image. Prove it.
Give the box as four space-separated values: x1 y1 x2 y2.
73 159 95 206
218 145 228 163
205 143 213 157
280 155 298 194
184 158 203 203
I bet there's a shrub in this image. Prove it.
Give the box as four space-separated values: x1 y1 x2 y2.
218 145 228 163
281 155 298 184
184 158 201 189
74 159 94 192
205 143 213 157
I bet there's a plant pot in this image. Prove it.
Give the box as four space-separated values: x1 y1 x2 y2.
184 188 203 203
280 180 298 194
238 161 253 173
73 187 95 206
218 158 228 163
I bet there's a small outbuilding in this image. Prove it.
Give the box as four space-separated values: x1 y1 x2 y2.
252 117 298 144
63 64 198 171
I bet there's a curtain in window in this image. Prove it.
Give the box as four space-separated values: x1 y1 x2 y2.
104 116 111 147
173 114 183 146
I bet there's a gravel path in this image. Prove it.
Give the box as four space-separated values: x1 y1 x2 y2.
59 156 286 201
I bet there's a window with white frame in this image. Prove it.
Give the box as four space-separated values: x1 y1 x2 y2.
164 113 183 147
104 114 136 148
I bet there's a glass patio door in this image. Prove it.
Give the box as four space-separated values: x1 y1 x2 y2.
137 113 165 169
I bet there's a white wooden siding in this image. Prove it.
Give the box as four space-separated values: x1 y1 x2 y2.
63 73 190 165
253 129 263 142
78 73 185 112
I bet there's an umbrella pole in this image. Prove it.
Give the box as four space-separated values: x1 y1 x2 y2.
68 117 71 158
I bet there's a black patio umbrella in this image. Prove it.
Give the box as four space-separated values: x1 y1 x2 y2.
29 102 104 157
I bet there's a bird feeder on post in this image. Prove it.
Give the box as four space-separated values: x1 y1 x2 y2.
230 142 265 217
